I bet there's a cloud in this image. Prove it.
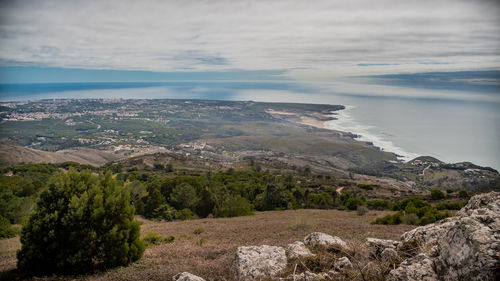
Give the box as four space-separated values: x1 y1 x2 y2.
0 0 499 78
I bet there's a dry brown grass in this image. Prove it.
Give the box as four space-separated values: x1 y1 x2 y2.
0 209 414 281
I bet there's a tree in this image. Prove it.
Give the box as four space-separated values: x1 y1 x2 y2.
16 169 144 274
169 183 199 211
458 189 469 199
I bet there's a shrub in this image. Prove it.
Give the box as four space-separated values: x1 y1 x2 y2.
143 232 175 248
193 228 204 235
177 208 194 220
344 197 366 211
152 204 177 221
356 205 369 216
358 183 374 190
400 213 419 225
367 200 391 210
16 169 144 275
0 215 16 239
392 197 430 211
458 189 469 199
430 189 445 200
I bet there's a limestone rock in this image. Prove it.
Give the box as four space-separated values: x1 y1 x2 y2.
381 248 399 262
390 191 500 281
399 218 456 244
233 245 287 281
172 272 206 281
281 271 328 281
365 238 399 258
304 232 348 251
334 256 352 272
286 241 314 259
387 254 439 281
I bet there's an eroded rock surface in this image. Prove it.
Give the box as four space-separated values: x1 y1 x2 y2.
389 191 500 281
233 245 287 281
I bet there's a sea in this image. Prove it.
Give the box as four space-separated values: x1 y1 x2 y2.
0 81 499 170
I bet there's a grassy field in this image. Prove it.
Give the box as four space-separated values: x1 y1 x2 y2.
0 209 414 281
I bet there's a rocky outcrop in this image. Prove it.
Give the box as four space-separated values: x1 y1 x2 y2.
388 191 500 281
286 241 314 259
172 272 206 281
387 254 439 281
233 245 287 281
304 232 348 251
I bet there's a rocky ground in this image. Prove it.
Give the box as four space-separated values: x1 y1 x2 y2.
172 192 500 281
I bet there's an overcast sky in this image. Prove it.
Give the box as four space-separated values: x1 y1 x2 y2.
0 0 499 80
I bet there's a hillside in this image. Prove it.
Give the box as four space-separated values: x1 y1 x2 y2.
0 140 122 166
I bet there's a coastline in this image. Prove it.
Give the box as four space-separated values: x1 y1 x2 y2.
323 106 420 162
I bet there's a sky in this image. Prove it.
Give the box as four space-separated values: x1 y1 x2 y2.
0 0 499 82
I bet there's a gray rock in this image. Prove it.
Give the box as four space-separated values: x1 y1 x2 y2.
433 216 500 281
365 238 399 258
286 241 314 259
389 191 500 281
334 256 352 272
381 248 399 262
233 245 287 281
304 232 348 251
172 272 206 281
281 271 328 281
387 254 439 281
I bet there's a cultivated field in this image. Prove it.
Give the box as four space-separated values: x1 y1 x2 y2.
0 209 414 281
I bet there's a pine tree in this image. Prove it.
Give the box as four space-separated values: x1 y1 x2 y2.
17 169 144 275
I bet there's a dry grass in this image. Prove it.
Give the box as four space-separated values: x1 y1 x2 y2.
0 209 414 281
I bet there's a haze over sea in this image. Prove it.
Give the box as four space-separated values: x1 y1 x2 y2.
1 78 499 170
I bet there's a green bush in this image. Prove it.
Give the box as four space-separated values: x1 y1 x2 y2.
458 190 469 199
16 169 144 275
367 200 391 210
177 208 194 220
344 197 366 211
193 228 204 235
357 183 374 190
0 215 16 239
392 197 430 211
142 232 175 247
430 189 445 200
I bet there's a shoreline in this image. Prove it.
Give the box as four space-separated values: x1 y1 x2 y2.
322 106 420 162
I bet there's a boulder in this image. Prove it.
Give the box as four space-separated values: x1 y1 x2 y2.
387 254 439 281
233 245 287 281
334 256 352 272
172 272 206 281
365 238 399 258
389 191 500 281
286 241 314 259
304 232 348 251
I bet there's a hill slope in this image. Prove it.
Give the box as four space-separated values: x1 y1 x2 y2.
0 141 121 166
